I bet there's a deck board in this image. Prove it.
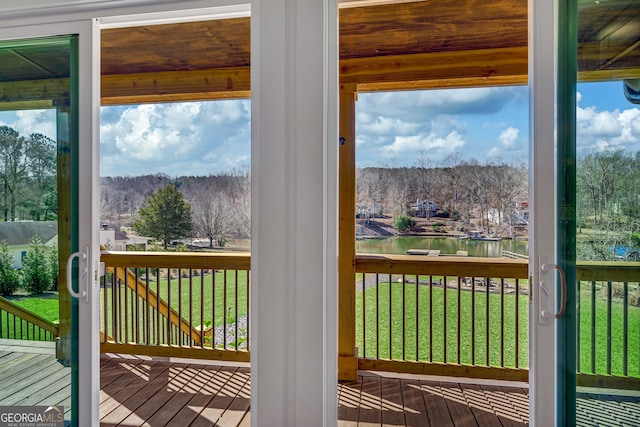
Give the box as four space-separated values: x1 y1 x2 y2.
400 379 429 427
3 340 640 427
359 375 381 426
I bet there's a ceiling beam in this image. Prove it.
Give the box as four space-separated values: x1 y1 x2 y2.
101 67 251 105
0 78 69 103
340 46 529 86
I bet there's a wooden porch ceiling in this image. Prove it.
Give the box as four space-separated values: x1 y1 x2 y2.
1 0 640 106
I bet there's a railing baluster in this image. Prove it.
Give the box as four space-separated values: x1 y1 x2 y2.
189 269 193 347
577 279 581 373
156 272 161 345
388 273 392 360
515 278 520 368
457 276 461 365
178 269 183 346
200 269 205 348
124 270 129 343
223 270 228 350
415 274 419 362
623 282 628 377
402 274 406 361
112 268 119 342
102 272 108 343
607 281 612 375
135 269 140 344
471 276 475 366
247 271 251 350
145 269 150 345
167 269 172 345
212 270 217 348
591 280 596 373
429 274 433 363
500 277 504 367
363 272 367 358
486 277 490 366
443 275 447 364
235 270 239 351
376 273 379 360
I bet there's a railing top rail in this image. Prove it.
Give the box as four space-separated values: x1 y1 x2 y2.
577 261 640 282
355 253 529 279
0 296 59 336
101 250 251 270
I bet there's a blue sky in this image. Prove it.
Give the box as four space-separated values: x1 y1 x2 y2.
0 81 638 176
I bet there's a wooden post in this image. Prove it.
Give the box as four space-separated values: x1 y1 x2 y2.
338 83 358 381
56 104 72 363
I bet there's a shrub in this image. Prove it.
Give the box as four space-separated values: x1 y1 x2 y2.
22 235 53 294
0 240 20 296
47 244 59 291
393 215 414 233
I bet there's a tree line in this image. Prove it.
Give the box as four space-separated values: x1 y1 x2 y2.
0 126 57 222
101 169 250 249
357 154 528 231
577 150 640 260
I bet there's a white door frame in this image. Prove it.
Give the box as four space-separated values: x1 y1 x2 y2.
528 0 559 425
0 1 340 426
0 19 101 427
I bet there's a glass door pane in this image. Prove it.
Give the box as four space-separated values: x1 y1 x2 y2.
560 1 640 425
0 35 78 427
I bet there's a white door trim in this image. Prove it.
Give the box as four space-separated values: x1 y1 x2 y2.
0 19 101 427
251 0 338 424
528 0 559 425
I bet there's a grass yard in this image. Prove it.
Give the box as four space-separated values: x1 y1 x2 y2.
0 294 59 340
355 282 529 368
10 294 60 324
100 269 249 346
356 281 640 376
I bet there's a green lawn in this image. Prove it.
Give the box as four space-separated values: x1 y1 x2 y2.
11 295 60 323
355 282 529 367
100 269 249 346
355 281 640 377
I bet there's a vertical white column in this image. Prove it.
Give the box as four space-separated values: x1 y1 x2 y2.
251 0 338 425
528 0 557 425
78 18 101 427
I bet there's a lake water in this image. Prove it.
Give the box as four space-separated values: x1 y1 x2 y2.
356 236 529 258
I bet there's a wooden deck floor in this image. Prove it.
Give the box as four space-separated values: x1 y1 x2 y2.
0 339 71 422
2 341 640 426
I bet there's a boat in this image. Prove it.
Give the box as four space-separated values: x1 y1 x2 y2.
467 232 502 241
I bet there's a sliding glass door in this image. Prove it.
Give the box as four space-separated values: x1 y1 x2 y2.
0 22 100 427
531 1 640 425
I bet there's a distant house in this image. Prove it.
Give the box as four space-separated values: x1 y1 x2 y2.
99 223 149 251
356 203 382 219
411 199 438 218
0 221 57 269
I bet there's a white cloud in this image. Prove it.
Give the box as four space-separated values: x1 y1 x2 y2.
499 127 519 148
0 109 57 139
576 96 640 152
100 100 251 176
382 131 465 155
487 146 502 158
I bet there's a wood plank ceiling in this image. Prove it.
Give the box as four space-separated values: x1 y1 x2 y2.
1 0 639 106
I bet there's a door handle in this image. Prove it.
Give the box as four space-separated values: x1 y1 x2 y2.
540 263 567 319
66 248 89 303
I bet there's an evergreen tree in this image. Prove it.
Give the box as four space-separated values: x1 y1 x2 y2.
133 184 193 249
0 240 20 296
22 235 52 294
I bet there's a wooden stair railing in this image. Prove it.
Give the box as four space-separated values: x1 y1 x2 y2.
100 246 203 345
0 295 59 340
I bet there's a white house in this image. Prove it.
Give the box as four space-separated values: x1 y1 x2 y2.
0 221 58 269
99 223 148 251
